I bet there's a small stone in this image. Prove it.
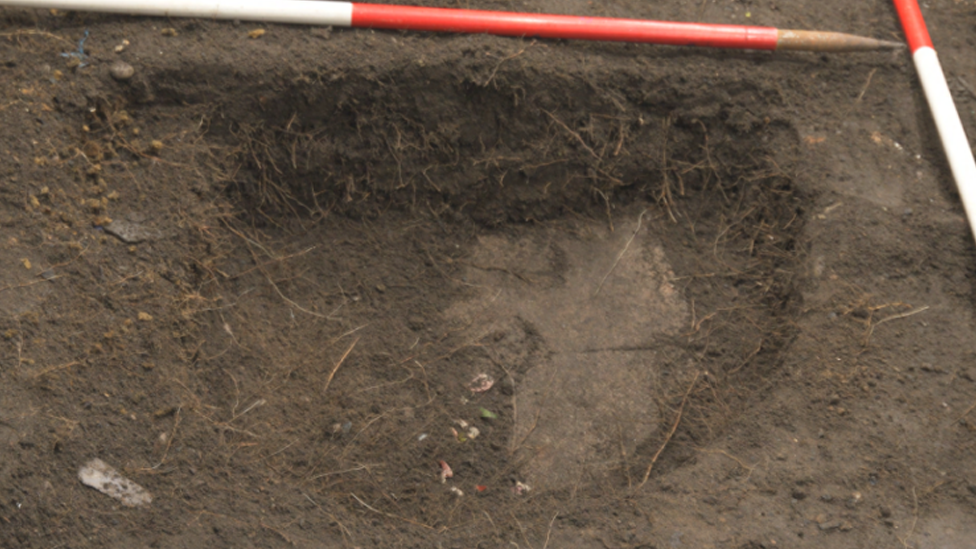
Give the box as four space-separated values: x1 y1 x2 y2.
109 60 134 81
78 458 152 507
103 219 161 243
137 312 153 321
161 28 178 37
839 521 853 532
375 283 386 293
818 521 841 531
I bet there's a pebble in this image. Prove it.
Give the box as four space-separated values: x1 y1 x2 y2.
110 60 134 81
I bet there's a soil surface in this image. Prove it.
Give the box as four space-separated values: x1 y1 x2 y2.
2 1 976 548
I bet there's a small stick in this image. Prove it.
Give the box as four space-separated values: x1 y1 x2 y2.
29 361 79 379
0 29 73 47
639 371 700 488
350 492 433 530
541 512 559 549
265 274 331 319
855 68 878 103
594 209 648 296
864 305 929 345
544 110 601 161
324 338 359 393
0 276 60 294
954 398 976 424
482 40 535 87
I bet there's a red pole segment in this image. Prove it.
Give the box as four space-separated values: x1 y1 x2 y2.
891 0 933 52
351 3 780 50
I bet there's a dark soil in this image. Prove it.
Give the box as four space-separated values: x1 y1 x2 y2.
2 1 976 547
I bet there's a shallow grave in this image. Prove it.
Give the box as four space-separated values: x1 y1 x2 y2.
4 3 976 548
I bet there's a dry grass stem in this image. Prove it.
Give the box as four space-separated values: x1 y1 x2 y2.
0 29 73 46
594 209 647 296
0 276 59 294
544 110 600 161
855 68 878 103
864 305 929 346
542 512 559 549
29 361 79 379
481 40 535 87
350 492 433 530
639 371 700 488
324 338 359 393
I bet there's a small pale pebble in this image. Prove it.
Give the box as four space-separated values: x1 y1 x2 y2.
110 60 134 81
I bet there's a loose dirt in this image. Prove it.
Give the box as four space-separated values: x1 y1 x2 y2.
2 1 976 548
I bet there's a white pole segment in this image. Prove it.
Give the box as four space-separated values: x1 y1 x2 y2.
913 46 976 235
0 0 353 26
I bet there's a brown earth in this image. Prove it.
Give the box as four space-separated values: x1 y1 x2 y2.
2 1 976 547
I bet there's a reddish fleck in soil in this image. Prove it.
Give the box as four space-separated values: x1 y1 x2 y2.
2 1 976 548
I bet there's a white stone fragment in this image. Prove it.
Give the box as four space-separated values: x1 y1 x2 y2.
78 458 152 507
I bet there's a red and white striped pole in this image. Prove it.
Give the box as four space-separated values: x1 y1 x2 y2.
893 0 976 238
2 0 902 52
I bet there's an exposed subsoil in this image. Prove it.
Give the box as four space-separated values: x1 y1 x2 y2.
2 1 976 547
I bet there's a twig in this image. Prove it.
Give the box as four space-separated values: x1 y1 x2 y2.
350 492 433 529
29 361 79 379
639 371 700 488
594 209 647 296
265 274 331 318
229 399 265 422
512 514 535 549
658 116 678 223
0 29 73 47
543 110 600 160
594 187 614 232
324 338 359 393
855 68 878 103
482 40 535 87
226 224 330 318
308 464 376 481
151 407 182 470
542 512 558 549
954 398 976 424
0 276 59 294
864 306 929 345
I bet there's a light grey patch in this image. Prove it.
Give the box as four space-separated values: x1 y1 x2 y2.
78 458 152 507
103 219 163 244
446 214 690 491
